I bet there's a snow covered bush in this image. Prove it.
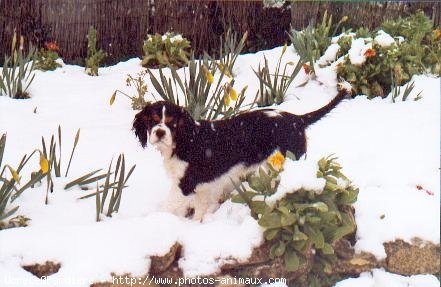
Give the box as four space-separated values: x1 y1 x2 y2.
254 45 303 106
232 153 358 278
142 32 191 69
0 33 36 99
85 26 106 76
34 41 62 71
336 11 440 97
110 70 149 110
148 54 249 120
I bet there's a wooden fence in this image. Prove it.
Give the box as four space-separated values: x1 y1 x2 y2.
0 0 440 65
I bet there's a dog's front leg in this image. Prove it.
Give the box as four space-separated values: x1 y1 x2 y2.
160 185 195 217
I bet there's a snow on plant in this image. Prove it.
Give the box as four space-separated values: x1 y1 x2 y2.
142 32 191 68
147 53 249 121
232 153 358 276
110 70 149 110
85 26 106 76
0 33 36 99
34 41 62 71
254 45 303 107
335 12 440 97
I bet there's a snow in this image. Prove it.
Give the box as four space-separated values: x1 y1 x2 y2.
374 30 396 47
334 269 440 287
0 41 439 286
266 157 326 207
318 43 340 65
348 38 372 65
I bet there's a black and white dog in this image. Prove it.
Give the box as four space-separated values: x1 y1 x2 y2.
133 84 351 220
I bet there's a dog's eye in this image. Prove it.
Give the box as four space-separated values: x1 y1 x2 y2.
165 116 174 124
152 114 160 123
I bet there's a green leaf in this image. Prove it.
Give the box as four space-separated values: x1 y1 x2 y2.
284 249 300 271
64 169 102 190
258 212 281 228
321 243 334 255
264 228 279 240
304 225 325 249
270 241 286 257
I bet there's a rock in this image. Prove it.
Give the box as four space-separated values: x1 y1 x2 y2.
335 252 383 275
149 243 181 275
22 261 61 278
384 238 440 275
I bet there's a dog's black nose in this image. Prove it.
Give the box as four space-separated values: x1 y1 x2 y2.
156 129 166 139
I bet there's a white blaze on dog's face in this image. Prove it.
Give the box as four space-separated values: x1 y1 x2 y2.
133 101 190 157
149 106 174 155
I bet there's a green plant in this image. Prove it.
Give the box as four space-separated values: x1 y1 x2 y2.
216 29 248 78
85 26 106 76
148 53 249 121
391 80 422 103
0 134 46 227
34 42 62 71
232 154 358 275
142 32 191 69
254 47 303 107
289 11 348 72
71 154 135 221
0 33 36 99
110 70 149 110
337 12 440 98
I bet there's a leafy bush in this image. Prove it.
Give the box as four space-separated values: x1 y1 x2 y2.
0 33 36 99
142 32 191 69
148 53 249 121
110 70 149 110
232 153 358 275
254 45 303 107
85 26 106 76
337 11 440 97
35 42 62 71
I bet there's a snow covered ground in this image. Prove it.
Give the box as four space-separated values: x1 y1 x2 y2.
0 45 439 287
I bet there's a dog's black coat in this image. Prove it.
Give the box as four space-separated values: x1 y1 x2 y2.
133 90 346 196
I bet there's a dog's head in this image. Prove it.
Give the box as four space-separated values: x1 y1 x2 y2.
133 101 194 155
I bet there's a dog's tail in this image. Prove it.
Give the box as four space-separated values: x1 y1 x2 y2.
300 81 353 126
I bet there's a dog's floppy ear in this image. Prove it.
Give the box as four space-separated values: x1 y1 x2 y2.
133 107 151 148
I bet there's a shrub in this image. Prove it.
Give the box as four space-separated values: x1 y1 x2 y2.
254 46 303 107
147 53 249 121
232 153 358 275
110 70 149 110
336 12 440 97
142 32 191 69
85 26 106 76
0 33 36 99
34 41 62 71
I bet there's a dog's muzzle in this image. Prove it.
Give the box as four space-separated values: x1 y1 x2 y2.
149 124 173 148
